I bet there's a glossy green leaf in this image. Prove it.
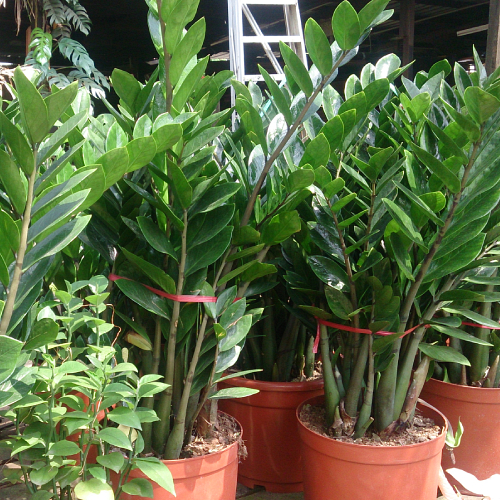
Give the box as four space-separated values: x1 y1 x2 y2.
183 125 224 158
0 111 34 175
332 1 361 50
112 68 141 114
74 479 114 500
126 136 157 172
262 211 301 245
320 115 344 151
137 216 177 260
0 337 23 384
14 66 49 144
152 122 183 152
95 427 132 451
170 18 206 86
288 169 315 192
134 458 175 495
382 198 426 249
441 99 481 142
107 406 142 429
162 0 200 54
411 142 461 194
305 18 333 76
464 86 500 125
44 82 78 130
259 65 293 125
325 286 353 320
189 182 241 216
0 149 26 214
299 133 330 169
364 78 389 110
418 343 470 366
24 318 58 351
30 466 59 486
390 231 414 281
309 255 348 290
96 147 130 188
279 41 313 97
359 0 390 31
426 119 468 165
240 261 276 283
443 307 500 329
173 56 209 112
235 98 268 155
440 290 485 302
432 324 492 346
47 440 81 456
210 387 259 399
168 161 192 209
122 478 154 498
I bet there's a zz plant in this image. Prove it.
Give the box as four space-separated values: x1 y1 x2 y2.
282 30 500 437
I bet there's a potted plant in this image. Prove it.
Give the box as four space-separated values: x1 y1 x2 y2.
218 255 323 492
254 2 500 498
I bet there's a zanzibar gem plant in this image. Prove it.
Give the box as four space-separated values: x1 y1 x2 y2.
290 45 500 438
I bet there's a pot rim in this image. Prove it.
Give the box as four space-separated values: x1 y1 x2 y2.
424 377 500 403
219 375 324 392
296 395 447 451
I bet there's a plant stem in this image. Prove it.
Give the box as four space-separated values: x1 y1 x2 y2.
156 0 173 112
320 323 340 427
154 210 188 453
240 53 347 228
0 150 37 335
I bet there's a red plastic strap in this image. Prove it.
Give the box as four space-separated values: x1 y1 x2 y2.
312 317 500 354
108 274 217 303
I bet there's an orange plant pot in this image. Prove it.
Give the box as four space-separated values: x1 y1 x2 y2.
112 440 239 500
218 377 323 493
297 395 447 500
421 378 500 492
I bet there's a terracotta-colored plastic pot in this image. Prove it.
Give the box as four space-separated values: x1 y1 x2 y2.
112 437 239 500
421 377 500 492
218 376 323 492
297 395 447 500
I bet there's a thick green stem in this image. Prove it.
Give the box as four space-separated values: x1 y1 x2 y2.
0 152 37 335
142 316 162 452
345 334 369 417
354 334 374 438
262 295 277 381
164 313 209 459
154 210 188 453
320 324 340 427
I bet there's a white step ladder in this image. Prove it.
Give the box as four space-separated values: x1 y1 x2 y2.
228 0 307 91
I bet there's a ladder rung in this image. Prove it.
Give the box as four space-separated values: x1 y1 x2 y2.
243 0 297 5
244 74 285 82
242 35 303 44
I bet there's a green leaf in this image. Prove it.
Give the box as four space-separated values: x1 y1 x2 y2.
320 115 344 151
440 290 485 302
168 161 192 209
162 0 200 54
0 149 26 214
309 256 348 290
24 318 58 350
97 147 130 188
262 211 301 245
288 169 315 192
441 99 481 142
44 81 78 130
0 111 34 175
74 479 114 500
122 478 154 498
173 56 209 112
152 122 183 152
185 226 233 276
170 18 206 86
301 135 331 171
95 427 133 451
240 261 276 283
464 86 500 125
107 406 142 430
410 142 461 194
134 458 175 495
30 466 59 486
418 343 470 366
359 0 390 31
235 98 268 156
23 216 91 271
258 65 293 125
431 324 492 346
14 66 49 144
364 78 390 110
443 307 500 329
325 286 353 320
114 278 171 320
183 125 224 158
137 216 177 260
0 337 23 384
390 232 414 281
210 387 259 400
47 440 81 456
426 119 468 165
332 1 361 50
279 41 313 97
382 199 426 249
305 18 333 76
111 69 141 115
219 314 252 352
190 182 241 216
126 136 157 173
96 452 125 474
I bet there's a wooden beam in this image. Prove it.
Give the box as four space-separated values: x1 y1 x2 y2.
486 0 500 75
399 0 415 78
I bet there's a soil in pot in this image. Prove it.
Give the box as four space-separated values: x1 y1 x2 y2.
421 377 500 494
297 395 447 500
218 376 323 493
112 412 243 500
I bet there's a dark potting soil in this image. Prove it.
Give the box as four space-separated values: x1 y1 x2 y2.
299 403 442 446
180 412 247 459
